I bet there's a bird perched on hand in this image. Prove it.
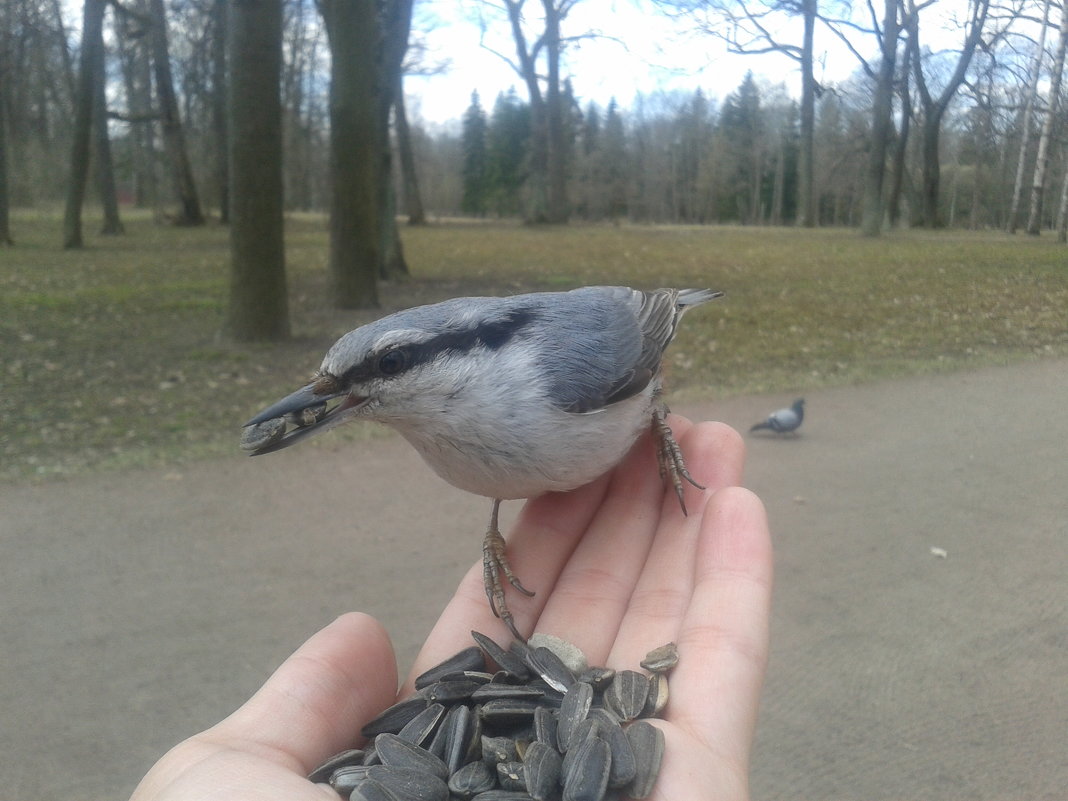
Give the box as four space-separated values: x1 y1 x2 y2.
749 398 805 435
241 285 722 638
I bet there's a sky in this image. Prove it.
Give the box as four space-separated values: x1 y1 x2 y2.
403 0 876 126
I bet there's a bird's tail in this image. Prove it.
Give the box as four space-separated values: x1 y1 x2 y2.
749 421 771 432
676 288 724 311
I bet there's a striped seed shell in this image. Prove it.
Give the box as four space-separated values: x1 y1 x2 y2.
307 748 364 783
374 732 449 780
448 759 497 797
639 642 679 673
415 646 488 689
361 697 429 737
604 670 649 722
396 702 446 747
365 765 449 801
522 740 562 801
587 709 636 788
557 681 594 751
562 736 611 801
624 720 665 800
496 761 527 791
349 778 401 801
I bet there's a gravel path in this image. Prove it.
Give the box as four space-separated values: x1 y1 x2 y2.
3 358 1066 800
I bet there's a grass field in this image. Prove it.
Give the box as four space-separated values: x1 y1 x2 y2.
3 211 1067 482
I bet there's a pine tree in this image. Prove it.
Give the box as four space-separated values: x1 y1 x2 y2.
461 91 488 216
486 89 530 217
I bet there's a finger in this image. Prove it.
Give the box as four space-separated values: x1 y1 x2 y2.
610 421 746 668
211 612 398 772
402 474 611 691
669 487 773 767
531 417 696 663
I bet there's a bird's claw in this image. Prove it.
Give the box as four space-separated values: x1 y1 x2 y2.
652 408 704 516
483 524 533 642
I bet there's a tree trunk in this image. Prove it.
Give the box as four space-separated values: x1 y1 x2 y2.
393 77 426 225
1056 143 1068 242
92 9 124 236
63 0 106 249
319 0 380 308
149 0 204 225
0 84 12 245
212 0 230 223
227 0 289 341
1026 1 1068 235
115 1 160 212
1006 0 1050 233
542 0 569 223
796 0 816 227
861 0 900 236
909 0 989 228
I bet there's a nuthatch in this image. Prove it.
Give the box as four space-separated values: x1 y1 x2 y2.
242 285 722 638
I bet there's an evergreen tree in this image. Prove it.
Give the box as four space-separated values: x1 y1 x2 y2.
601 99 628 220
485 89 530 216
461 91 488 216
718 72 766 223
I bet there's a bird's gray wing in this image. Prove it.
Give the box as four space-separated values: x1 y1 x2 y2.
532 287 681 414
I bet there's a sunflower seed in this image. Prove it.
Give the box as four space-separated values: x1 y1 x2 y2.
527 647 576 693
361 697 429 738
642 672 669 717
440 703 474 774
587 709 636 789
624 721 664 800
556 682 594 751
446 758 496 797
289 402 327 428
526 634 588 675
471 631 532 680
532 706 558 750
471 683 546 702
496 761 526 791
396 702 446 747
603 670 649 722
470 791 535 800
308 748 365 783
479 698 540 728
562 735 611 801
415 646 488 689
365 765 449 801
420 678 483 704
522 740 562 801
481 735 519 765
560 718 602 780
575 666 615 692
327 765 371 794
349 778 401 801
640 642 679 673
375 733 449 780
239 417 286 451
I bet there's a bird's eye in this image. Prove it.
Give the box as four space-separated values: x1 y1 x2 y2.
377 349 408 376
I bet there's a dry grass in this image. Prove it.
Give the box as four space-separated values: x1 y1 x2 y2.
3 211 1067 482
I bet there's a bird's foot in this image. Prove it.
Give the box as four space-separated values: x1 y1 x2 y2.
652 408 704 515
482 502 534 642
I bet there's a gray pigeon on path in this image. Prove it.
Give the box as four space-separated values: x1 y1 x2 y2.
750 398 805 435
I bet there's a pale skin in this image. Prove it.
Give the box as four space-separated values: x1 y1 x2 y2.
130 417 772 801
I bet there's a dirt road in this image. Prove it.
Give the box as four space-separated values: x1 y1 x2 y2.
3 358 1066 800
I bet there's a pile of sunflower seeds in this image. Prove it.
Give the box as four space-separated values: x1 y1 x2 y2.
309 631 678 801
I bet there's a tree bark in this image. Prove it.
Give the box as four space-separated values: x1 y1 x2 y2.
212 0 230 223
376 0 412 277
796 0 816 227
319 0 380 308
861 0 900 236
910 0 989 228
0 82 12 245
1005 0 1050 233
1025 1 1068 235
393 76 426 225
149 0 204 225
92 9 124 236
63 0 106 249
542 0 569 223
227 0 289 341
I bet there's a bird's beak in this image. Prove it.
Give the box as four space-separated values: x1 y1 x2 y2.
241 382 366 456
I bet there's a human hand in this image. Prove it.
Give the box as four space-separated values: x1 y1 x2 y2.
130 417 772 801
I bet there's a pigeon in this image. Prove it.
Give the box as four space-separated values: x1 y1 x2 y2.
750 398 805 435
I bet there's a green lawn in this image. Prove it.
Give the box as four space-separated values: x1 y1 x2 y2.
3 211 1066 481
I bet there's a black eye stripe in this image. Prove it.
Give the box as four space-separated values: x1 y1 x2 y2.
342 308 538 383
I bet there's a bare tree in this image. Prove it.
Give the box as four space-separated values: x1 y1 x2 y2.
227 0 289 341
63 0 106 249
0 77 12 245
92 9 123 236
860 0 903 235
394 77 426 224
908 0 990 228
1026 0 1068 234
149 0 204 225
1005 0 1050 233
